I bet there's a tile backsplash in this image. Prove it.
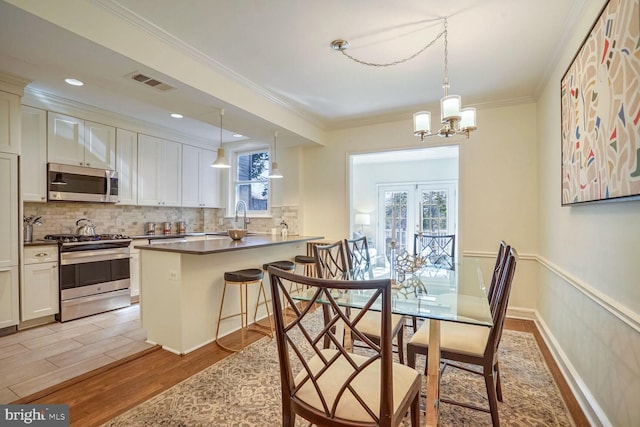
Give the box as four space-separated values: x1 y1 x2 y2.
24 202 299 238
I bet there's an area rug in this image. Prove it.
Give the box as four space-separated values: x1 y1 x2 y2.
103 318 574 427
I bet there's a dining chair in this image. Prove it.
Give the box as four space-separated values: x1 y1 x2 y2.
488 240 510 313
344 236 374 280
267 267 421 427
406 247 518 427
315 241 406 364
413 234 456 270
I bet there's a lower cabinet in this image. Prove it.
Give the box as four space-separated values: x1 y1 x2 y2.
0 266 19 328
21 246 59 321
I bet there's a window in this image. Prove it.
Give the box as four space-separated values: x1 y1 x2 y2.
232 148 271 214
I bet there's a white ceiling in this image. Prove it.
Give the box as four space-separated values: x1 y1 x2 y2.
0 0 587 145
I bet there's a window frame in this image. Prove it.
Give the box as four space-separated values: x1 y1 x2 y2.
227 144 273 217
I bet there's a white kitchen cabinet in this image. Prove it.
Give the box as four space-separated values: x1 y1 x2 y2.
21 245 59 321
182 145 220 208
0 90 21 155
137 134 182 206
115 128 138 205
21 106 48 202
0 153 19 269
0 154 18 328
48 112 116 169
0 267 19 329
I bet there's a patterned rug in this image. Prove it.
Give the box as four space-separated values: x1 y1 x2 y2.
103 318 574 427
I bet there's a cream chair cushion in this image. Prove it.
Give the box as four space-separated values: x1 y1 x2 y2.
408 320 490 357
351 310 405 338
294 348 419 423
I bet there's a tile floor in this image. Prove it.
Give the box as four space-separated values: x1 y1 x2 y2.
0 304 152 403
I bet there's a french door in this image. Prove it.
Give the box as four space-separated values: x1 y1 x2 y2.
377 182 456 260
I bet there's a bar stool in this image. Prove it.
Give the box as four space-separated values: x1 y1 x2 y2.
215 268 273 352
294 255 316 277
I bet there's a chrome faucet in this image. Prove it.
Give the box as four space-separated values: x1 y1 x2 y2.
234 200 250 230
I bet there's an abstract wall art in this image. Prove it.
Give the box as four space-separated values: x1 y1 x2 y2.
561 0 640 204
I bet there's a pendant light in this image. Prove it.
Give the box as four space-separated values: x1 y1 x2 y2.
268 130 283 179
211 109 230 168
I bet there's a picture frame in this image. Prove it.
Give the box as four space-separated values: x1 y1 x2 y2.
560 0 640 205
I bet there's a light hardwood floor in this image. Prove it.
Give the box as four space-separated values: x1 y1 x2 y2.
0 304 154 403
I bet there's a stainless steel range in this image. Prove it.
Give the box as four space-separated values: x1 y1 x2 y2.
45 234 132 322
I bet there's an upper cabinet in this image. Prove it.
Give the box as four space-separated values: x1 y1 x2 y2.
48 112 116 169
115 128 138 205
0 91 21 154
137 134 182 206
21 106 47 202
182 145 221 208
0 90 21 155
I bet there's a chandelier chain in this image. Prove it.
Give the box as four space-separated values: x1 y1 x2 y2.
338 20 447 68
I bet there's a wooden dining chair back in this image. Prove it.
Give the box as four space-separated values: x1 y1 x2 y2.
316 239 406 362
314 240 349 280
406 247 518 427
344 236 373 280
268 267 421 427
488 240 510 314
413 234 456 270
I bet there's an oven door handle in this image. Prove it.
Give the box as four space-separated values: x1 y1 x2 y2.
60 251 130 265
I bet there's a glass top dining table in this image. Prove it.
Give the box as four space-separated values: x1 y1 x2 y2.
292 256 493 427
294 257 493 328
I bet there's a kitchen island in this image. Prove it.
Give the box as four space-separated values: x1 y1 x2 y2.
136 234 322 354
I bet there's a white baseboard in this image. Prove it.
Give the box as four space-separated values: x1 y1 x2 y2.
507 307 611 427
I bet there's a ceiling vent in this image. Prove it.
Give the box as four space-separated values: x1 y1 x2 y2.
127 72 174 92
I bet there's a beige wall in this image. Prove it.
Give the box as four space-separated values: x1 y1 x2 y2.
301 103 540 310
536 1 640 425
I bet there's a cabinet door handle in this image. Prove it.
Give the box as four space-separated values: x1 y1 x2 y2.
86 163 91 166
35 252 49 257
52 265 57 269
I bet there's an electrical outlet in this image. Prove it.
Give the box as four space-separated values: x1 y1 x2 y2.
218 218 224 225
116 218 123 226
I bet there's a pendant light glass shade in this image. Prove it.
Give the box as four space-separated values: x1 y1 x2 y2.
211 109 230 168
212 147 230 168
460 107 477 131
268 130 283 179
440 95 461 122
268 161 283 178
413 111 431 136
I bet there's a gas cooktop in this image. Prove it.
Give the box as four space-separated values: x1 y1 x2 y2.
44 234 131 243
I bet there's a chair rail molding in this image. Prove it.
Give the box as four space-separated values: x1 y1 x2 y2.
537 255 640 334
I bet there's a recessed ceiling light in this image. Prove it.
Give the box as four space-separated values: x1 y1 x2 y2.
65 78 84 86
233 134 243 138
170 113 183 119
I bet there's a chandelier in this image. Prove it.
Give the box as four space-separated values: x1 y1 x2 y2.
330 18 477 141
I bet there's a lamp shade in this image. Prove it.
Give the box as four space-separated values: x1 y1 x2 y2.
211 147 230 168
268 161 283 179
413 111 431 135
354 213 371 226
460 107 477 131
440 95 461 122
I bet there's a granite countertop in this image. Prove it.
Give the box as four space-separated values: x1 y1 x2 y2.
135 234 323 255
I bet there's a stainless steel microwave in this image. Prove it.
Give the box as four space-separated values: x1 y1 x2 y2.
48 163 118 203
